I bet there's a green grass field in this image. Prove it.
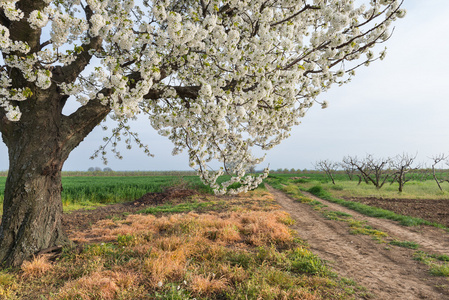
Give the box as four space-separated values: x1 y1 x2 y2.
60 175 204 204
2 172 448 208
306 179 449 200
268 173 449 200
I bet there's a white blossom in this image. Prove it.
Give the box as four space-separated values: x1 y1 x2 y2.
28 10 49 29
5 106 21 121
89 14 106 37
0 25 10 49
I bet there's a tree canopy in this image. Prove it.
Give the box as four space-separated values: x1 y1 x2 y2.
0 0 404 193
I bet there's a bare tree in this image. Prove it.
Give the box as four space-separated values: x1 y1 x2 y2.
364 155 392 189
430 154 448 191
390 153 417 192
315 160 338 185
340 159 357 181
343 155 390 189
342 156 369 185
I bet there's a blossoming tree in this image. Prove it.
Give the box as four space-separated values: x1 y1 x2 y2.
0 0 404 266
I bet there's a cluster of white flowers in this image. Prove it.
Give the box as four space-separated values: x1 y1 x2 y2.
0 24 10 49
51 11 89 47
0 0 23 21
28 10 49 29
0 0 404 193
89 14 106 37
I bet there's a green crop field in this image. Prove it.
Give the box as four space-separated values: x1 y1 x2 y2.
0 175 214 212
59 175 204 204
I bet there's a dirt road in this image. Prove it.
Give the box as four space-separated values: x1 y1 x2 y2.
267 185 449 300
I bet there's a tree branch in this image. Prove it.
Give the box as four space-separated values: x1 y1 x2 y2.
39 40 52 51
0 106 14 141
143 85 200 101
270 4 320 27
0 9 11 27
5 0 48 54
60 98 111 158
52 5 103 84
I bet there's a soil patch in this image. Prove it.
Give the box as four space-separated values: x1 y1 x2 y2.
344 197 449 227
62 188 197 234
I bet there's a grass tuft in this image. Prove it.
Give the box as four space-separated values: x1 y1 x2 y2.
389 240 420 249
430 264 449 277
0 271 19 299
413 251 449 277
21 255 53 278
55 271 140 300
189 273 229 296
288 247 330 276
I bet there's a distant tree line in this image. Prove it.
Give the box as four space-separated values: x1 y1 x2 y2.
272 168 303 174
87 167 114 172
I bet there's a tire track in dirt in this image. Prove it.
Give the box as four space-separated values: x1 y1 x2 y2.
267 185 449 300
302 191 449 256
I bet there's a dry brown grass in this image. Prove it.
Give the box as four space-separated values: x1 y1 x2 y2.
189 273 229 296
53 270 143 300
63 202 299 297
72 209 294 250
56 271 119 300
5 189 361 299
231 210 294 246
144 247 188 285
218 263 249 283
21 255 53 278
219 223 241 242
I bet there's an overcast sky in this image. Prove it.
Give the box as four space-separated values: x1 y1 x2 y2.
1 0 448 172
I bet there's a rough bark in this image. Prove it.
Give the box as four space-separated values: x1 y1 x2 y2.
0 84 110 267
0 150 68 267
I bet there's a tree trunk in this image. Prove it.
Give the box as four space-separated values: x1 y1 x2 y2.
398 175 404 193
0 125 69 266
0 0 112 266
0 154 68 267
0 86 110 267
432 166 443 191
328 172 335 185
